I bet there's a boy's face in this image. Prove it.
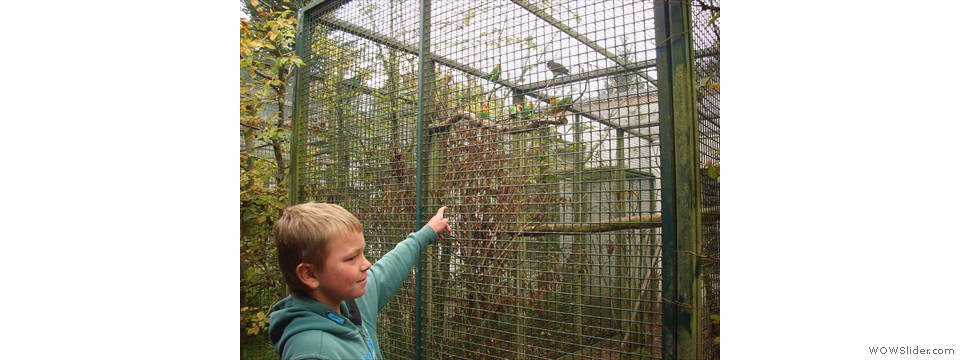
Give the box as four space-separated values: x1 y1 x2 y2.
313 231 372 305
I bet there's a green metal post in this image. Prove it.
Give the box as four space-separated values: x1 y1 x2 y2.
615 128 627 339
572 113 585 346
287 10 308 207
655 0 703 359
414 0 432 358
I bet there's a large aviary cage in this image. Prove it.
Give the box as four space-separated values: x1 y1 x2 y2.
288 0 719 359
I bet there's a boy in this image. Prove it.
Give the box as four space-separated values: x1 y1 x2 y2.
268 203 451 360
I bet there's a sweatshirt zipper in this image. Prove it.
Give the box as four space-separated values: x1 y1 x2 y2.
326 310 379 360
358 325 379 360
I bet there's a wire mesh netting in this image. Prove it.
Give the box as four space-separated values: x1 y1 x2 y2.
287 0 718 359
693 0 720 359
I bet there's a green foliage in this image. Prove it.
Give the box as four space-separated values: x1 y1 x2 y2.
241 306 271 336
707 162 719 182
705 148 720 183
240 0 304 351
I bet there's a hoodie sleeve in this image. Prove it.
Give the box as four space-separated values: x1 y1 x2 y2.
367 225 438 311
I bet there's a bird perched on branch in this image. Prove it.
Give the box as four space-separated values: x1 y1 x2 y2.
521 103 534 120
549 96 573 115
509 103 520 119
479 102 490 119
488 64 501 82
549 96 571 123
546 60 570 77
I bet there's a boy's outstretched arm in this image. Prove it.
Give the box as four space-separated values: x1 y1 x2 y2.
368 207 451 311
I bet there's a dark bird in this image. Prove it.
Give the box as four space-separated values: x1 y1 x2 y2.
546 60 570 77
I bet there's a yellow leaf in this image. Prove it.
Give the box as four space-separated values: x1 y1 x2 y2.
247 327 259 335
250 0 258 7
268 31 277 41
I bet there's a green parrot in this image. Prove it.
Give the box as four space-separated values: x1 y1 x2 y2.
558 96 573 112
508 103 520 119
549 96 573 115
521 102 534 120
488 64 501 82
549 97 561 114
479 102 490 119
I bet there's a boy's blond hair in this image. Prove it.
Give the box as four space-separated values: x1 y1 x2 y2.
274 202 364 296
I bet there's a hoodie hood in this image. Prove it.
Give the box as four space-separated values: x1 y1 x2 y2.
268 295 357 355
267 225 439 359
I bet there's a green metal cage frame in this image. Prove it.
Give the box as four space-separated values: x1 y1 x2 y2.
287 1 718 359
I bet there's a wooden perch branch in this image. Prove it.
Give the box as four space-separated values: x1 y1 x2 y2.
510 207 719 236
428 111 568 134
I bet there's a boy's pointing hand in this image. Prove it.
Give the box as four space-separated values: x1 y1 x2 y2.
428 206 452 240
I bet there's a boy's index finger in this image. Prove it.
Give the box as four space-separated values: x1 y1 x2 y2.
437 206 447 217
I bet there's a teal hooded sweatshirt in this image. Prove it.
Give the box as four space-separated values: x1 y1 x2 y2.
269 225 439 360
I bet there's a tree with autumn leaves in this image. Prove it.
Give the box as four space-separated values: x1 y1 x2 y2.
240 0 307 354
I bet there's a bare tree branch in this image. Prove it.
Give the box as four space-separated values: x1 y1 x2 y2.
252 68 274 81
511 207 719 235
429 111 568 135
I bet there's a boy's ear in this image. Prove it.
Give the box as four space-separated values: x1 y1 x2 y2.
295 263 321 290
